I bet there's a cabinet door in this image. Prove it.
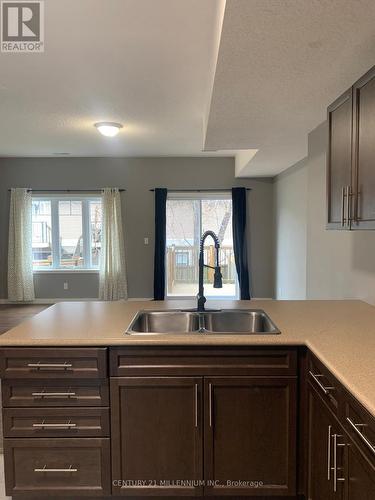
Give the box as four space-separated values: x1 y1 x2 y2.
308 384 335 500
352 66 375 229
346 442 375 500
204 377 296 496
111 377 203 496
327 88 353 229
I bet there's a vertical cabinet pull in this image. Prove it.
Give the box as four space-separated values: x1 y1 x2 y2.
341 185 353 229
327 425 332 480
347 185 352 229
194 384 198 428
332 434 346 492
209 383 213 428
341 186 346 227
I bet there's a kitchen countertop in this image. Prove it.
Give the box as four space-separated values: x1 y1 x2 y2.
0 299 374 418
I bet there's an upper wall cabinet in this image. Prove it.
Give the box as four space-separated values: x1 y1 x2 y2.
327 89 353 229
327 65 375 230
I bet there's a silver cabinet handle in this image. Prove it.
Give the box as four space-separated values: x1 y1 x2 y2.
309 371 335 395
347 185 352 229
34 465 77 473
332 434 346 492
341 186 346 227
209 383 213 428
327 425 332 480
32 392 76 398
28 362 72 370
32 421 77 429
347 417 375 455
194 384 198 428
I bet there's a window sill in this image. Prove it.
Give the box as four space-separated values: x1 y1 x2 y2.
33 269 99 274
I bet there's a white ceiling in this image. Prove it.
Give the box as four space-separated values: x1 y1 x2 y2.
205 0 375 176
1 0 375 176
0 0 225 157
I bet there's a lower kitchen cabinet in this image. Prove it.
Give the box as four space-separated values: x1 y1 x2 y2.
110 377 203 496
346 441 375 500
204 377 297 496
308 384 344 500
3 437 111 497
111 375 297 497
307 378 375 500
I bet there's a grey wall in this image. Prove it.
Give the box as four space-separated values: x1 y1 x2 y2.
0 157 275 300
274 122 375 305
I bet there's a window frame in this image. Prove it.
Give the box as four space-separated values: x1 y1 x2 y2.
165 191 239 300
31 193 102 272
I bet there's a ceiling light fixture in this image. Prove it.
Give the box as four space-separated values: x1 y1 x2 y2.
94 122 123 137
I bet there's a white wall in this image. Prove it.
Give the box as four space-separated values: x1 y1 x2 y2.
274 159 308 299
274 121 375 305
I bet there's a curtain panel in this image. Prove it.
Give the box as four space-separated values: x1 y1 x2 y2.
8 188 35 302
232 187 251 300
99 188 128 301
153 188 168 300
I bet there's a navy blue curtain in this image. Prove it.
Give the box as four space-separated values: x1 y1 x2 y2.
153 188 168 300
232 187 251 299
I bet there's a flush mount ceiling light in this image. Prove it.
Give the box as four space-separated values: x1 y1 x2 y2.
94 122 123 137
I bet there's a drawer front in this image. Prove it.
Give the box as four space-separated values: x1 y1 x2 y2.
4 438 111 497
3 408 110 438
110 347 298 376
0 347 107 379
308 353 341 416
344 392 375 466
2 380 109 407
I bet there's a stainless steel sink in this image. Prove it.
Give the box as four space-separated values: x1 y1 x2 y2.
202 310 280 334
126 309 280 335
128 311 200 334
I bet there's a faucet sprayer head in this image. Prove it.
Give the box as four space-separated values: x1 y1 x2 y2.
213 267 223 288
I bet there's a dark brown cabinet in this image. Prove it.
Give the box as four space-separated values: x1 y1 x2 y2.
204 377 296 496
307 354 375 500
111 377 203 496
346 441 375 500
352 66 375 228
110 372 297 497
327 64 375 230
1 345 375 499
327 89 353 229
307 384 345 500
4 438 111 497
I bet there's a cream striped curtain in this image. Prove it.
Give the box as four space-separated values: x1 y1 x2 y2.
8 188 35 302
99 188 128 300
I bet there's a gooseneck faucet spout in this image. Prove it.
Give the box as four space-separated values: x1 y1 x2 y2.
197 230 223 312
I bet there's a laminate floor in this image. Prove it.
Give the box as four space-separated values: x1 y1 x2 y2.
0 304 50 335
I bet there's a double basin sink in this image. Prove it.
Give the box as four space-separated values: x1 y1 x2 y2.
127 309 280 335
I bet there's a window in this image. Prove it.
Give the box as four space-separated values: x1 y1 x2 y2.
32 196 102 270
166 192 237 298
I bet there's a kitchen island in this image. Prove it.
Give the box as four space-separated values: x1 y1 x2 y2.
0 300 374 499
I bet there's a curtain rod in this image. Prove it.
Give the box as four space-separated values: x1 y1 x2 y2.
149 188 251 192
7 189 126 193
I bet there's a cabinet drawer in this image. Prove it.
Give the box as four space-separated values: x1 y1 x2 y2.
3 408 110 438
3 438 111 497
308 353 341 416
0 348 107 379
344 393 375 466
2 379 109 407
110 346 297 376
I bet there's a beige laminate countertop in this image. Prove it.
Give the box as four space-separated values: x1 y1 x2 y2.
0 299 374 418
